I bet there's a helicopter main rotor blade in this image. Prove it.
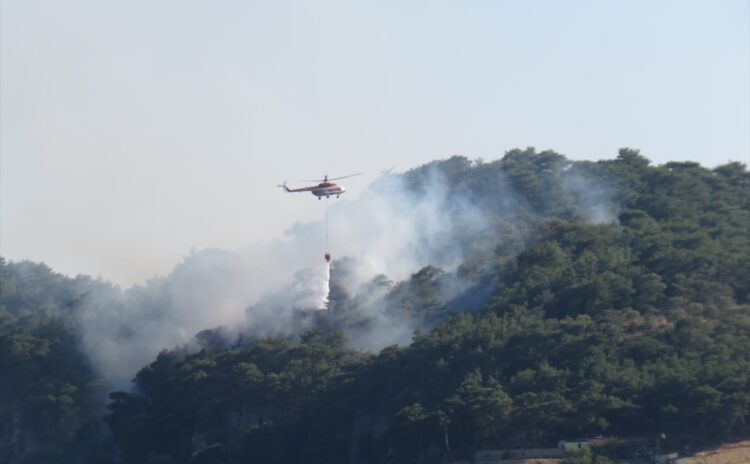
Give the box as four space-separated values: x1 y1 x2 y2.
285 173 362 183
327 173 362 181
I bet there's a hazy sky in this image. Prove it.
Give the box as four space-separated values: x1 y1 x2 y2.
2 0 748 286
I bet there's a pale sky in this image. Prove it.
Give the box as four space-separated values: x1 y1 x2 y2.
2 0 748 286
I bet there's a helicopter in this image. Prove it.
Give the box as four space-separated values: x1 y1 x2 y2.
278 173 361 199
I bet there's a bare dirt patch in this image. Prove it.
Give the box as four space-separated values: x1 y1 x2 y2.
687 439 750 464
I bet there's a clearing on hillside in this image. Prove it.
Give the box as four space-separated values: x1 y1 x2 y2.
687 439 750 464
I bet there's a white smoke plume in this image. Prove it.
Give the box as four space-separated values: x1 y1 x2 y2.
293 262 329 310
74 155 614 389
559 163 619 224
282 262 330 311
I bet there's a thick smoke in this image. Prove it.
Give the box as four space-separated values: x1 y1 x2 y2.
292 262 329 310
75 155 616 389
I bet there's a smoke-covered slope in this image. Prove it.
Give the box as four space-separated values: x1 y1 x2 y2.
61 149 618 387
74 148 631 388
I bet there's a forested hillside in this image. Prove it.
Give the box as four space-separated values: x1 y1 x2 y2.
0 262 117 462
2 149 749 463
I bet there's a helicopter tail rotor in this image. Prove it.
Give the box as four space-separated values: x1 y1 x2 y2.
277 181 290 192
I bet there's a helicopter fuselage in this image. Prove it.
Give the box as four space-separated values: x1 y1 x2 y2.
310 182 345 198
279 173 360 199
282 181 346 198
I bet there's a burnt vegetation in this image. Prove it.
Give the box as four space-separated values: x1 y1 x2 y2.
2 148 749 463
